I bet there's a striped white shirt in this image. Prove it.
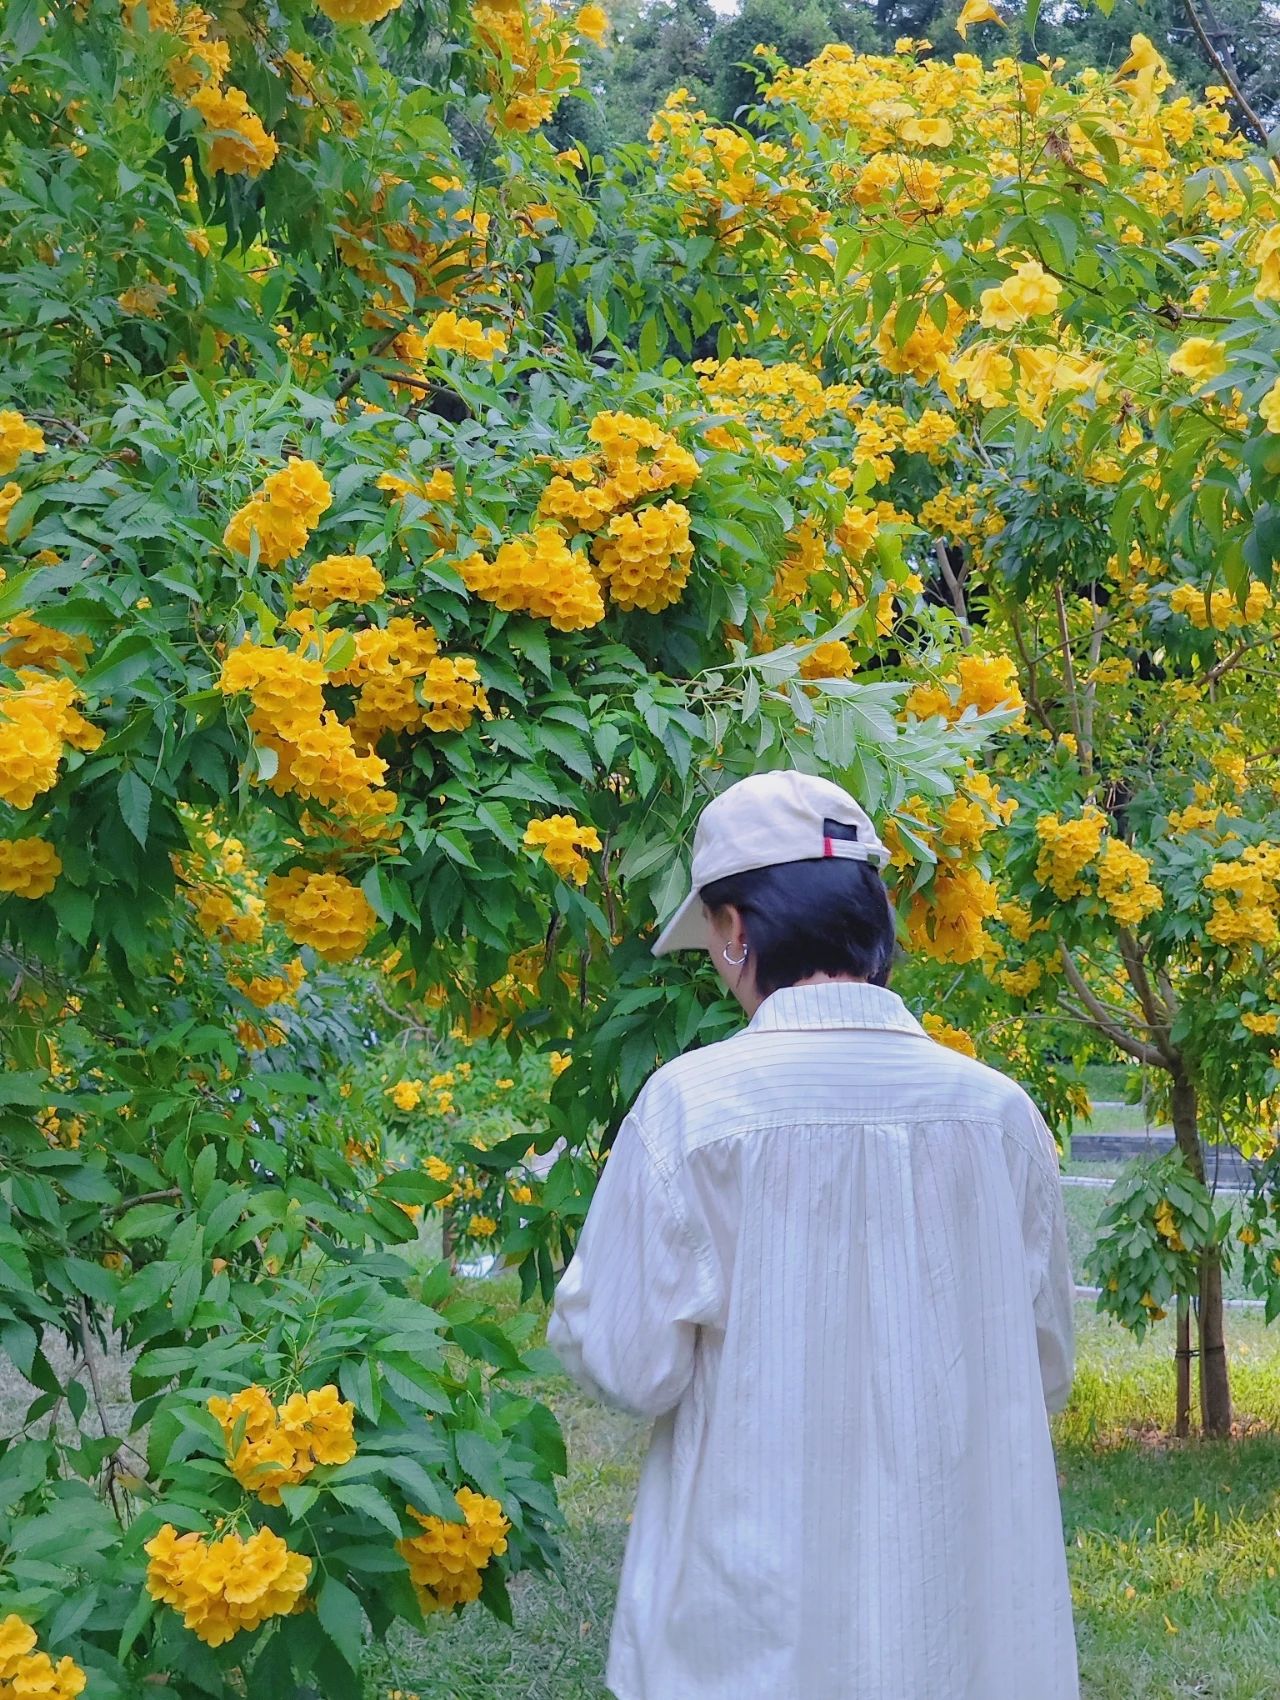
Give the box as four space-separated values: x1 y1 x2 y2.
548 981 1077 1700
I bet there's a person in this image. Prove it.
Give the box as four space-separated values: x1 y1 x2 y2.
547 769 1077 1700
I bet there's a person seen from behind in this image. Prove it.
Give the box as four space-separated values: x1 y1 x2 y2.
547 768 1077 1700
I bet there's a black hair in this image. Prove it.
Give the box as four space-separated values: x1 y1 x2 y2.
699 820 897 998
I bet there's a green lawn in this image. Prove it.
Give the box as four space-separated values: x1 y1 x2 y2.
368 1305 1280 1700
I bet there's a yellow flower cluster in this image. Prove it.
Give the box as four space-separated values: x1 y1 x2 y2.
1168 581 1270 629
1154 1198 1185 1252
423 311 508 361
592 500 694 614
0 837 62 899
799 638 857 680
189 83 278 177
649 96 823 248
296 553 385 609
225 459 332 566
0 1617 85 1700
468 1214 497 1238
922 1013 978 1056
145 1523 311 1646
0 412 45 476
538 411 701 533
229 955 306 1008
0 673 102 809
1033 807 1107 899
1095 838 1162 927
208 1383 356 1503
905 654 1024 722
2 615 92 673
460 528 605 631
474 0 582 132
907 861 999 964
878 297 967 383
328 617 488 743
388 1077 423 1111
1204 845 1280 950
264 868 377 961
523 813 602 885
219 636 391 822
396 1487 510 1613
979 260 1062 329
316 0 403 24
692 359 860 453
1242 1012 1280 1036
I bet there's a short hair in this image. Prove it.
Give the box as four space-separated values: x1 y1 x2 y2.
700 823 898 998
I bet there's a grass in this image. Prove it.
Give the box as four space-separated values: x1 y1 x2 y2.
368 1304 1280 1700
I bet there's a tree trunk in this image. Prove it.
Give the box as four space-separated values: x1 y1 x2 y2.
1198 1247 1233 1438
1175 1296 1192 1439
1170 1069 1233 1438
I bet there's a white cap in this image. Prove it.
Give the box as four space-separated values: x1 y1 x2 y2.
651 769 890 955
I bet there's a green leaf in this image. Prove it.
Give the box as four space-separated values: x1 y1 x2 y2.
117 771 152 848
115 1201 180 1242
317 1575 365 1670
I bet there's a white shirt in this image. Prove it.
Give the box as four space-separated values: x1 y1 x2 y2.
548 981 1077 1700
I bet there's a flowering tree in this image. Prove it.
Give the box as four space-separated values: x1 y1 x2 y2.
617 36 1280 1434
0 0 996 1691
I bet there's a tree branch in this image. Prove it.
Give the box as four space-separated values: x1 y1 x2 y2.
1180 0 1272 148
934 540 971 642
1058 948 1165 1066
1116 929 1175 1064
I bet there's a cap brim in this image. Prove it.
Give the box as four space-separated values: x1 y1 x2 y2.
651 887 710 956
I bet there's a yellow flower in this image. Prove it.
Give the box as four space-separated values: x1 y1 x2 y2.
1260 378 1280 434
423 311 507 361
576 3 608 45
1033 808 1107 900
0 835 61 898
189 84 278 177
922 1013 977 1057
592 501 694 614
1168 337 1227 387
316 0 403 19
524 813 602 885
0 412 46 476
388 1078 424 1111
979 260 1061 329
1095 839 1162 928
955 0 1005 37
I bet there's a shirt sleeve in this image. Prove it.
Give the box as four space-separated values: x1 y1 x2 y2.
1009 1097 1076 1416
547 1113 717 1419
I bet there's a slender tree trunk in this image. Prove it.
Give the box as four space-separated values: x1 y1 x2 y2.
1170 1069 1233 1438
1175 1296 1192 1438
1198 1249 1232 1437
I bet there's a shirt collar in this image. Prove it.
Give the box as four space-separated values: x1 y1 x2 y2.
747 981 927 1038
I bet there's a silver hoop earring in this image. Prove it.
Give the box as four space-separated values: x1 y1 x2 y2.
722 943 748 967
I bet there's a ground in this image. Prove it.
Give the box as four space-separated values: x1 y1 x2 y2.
368 1303 1280 1700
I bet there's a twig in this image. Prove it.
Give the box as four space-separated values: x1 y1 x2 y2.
77 1297 112 1444
1053 581 1088 771
1180 0 1272 149
109 1188 182 1216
